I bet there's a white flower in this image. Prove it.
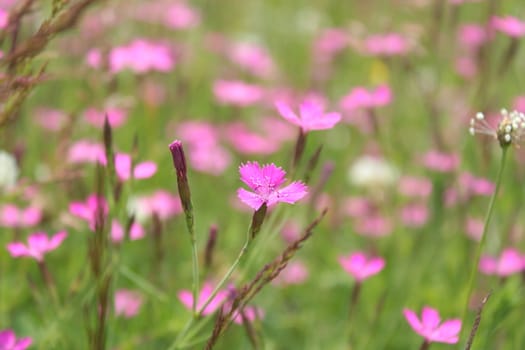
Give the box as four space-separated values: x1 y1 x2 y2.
348 156 399 189
0 150 19 189
470 109 525 148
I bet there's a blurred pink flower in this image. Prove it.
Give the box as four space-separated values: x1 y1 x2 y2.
84 107 128 128
404 306 461 344
115 153 157 181
177 121 220 148
178 282 228 315
363 33 410 56
228 42 275 78
491 16 525 38
342 196 373 218
280 221 301 243
231 305 265 325
458 24 487 50
398 176 432 198
479 248 525 277
421 150 459 172
339 252 385 282
0 9 8 29
514 95 525 113
340 85 392 111
459 172 494 197
67 140 107 165
449 0 480 4
69 194 108 231
354 214 392 237
164 2 200 29
115 289 143 318
0 204 42 228
454 56 478 79
213 80 264 107
111 220 145 243
35 108 67 131
133 191 182 221
272 261 309 286
400 204 429 228
237 162 308 210
260 116 296 142
0 329 32 350
7 231 67 262
225 122 279 155
275 100 341 132
313 28 348 61
85 48 102 69
188 144 231 175
110 39 174 74
465 217 483 241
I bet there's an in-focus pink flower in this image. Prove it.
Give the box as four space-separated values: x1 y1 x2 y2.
0 329 32 350
0 205 42 228
272 261 309 286
164 2 200 29
275 100 341 132
421 151 459 173
111 220 145 243
479 248 525 277
213 80 264 107
340 85 392 111
115 289 143 318
178 282 229 315
237 162 308 210
403 306 461 344
84 107 128 128
491 16 525 38
7 231 67 262
339 252 385 282
115 153 157 181
69 194 109 231
398 176 432 198
400 204 429 228
67 140 107 165
110 39 174 74
363 33 410 56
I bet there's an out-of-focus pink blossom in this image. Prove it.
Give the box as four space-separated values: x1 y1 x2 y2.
7 231 67 262
354 214 392 237
85 48 103 69
459 172 495 197
260 116 296 142
403 306 461 344
363 33 410 56
400 204 429 228
458 24 487 50
231 305 264 325
280 221 301 243
0 329 32 350
342 196 373 218
67 140 107 165
340 85 392 111
339 252 385 282
212 80 264 107
0 9 8 29
178 282 229 315
164 2 200 29
227 42 275 78
188 145 231 175
273 261 309 286
454 56 478 79
479 248 525 276
0 204 42 228
313 28 348 61
275 100 341 132
111 220 145 243
35 108 67 131
398 176 432 198
224 122 279 155
449 0 480 5
115 289 143 318
491 16 525 38
115 153 157 181
421 151 460 173
69 195 109 231
237 162 308 210
177 121 220 148
132 191 182 221
514 96 525 113
110 39 174 74
465 217 483 241
84 107 128 128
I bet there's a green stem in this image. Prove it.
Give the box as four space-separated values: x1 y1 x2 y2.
460 147 508 342
190 231 199 316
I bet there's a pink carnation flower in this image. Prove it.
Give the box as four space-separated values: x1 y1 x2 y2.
339 252 385 282
354 214 393 237
69 195 109 231
479 248 525 277
400 204 429 228
403 306 461 344
67 140 107 165
458 24 487 50
398 176 432 198
0 9 8 29
115 153 157 181
84 107 128 128
110 39 174 74
272 261 309 286
459 172 495 197
421 150 459 173
178 282 229 315
111 220 145 243
35 108 67 131
213 80 264 107
227 42 275 78
340 85 392 111
230 305 265 325
115 289 143 318
0 204 42 228
237 162 308 210
164 2 200 29
275 100 341 132
7 231 67 262
224 122 279 155
363 33 410 56
132 191 182 221
0 329 32 350
491 16 525 38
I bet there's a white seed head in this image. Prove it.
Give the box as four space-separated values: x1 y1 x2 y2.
476 112 484 120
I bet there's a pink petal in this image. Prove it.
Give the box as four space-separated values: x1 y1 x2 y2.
237 188 265 210
421 306 441 329
363 257 386 277
479 257 497 275
133 162 157 179
275 101 301 126
111 220 125 243
432 319 461 344
21 207 42 226
15 337 33 349
403 308 423 333
177 290 194 310
239 162 262 190
260 163 286 188
0 330 16 347
305 111 341 131
129 223 145 240
268 181 308 206
499 249 525 276
6 242 30 258
48 231 67 250
69 203 91 221
115 153 132 180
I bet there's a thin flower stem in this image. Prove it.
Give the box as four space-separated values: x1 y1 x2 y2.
418 340 430 350
190 231 199 316
460 147 508 342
